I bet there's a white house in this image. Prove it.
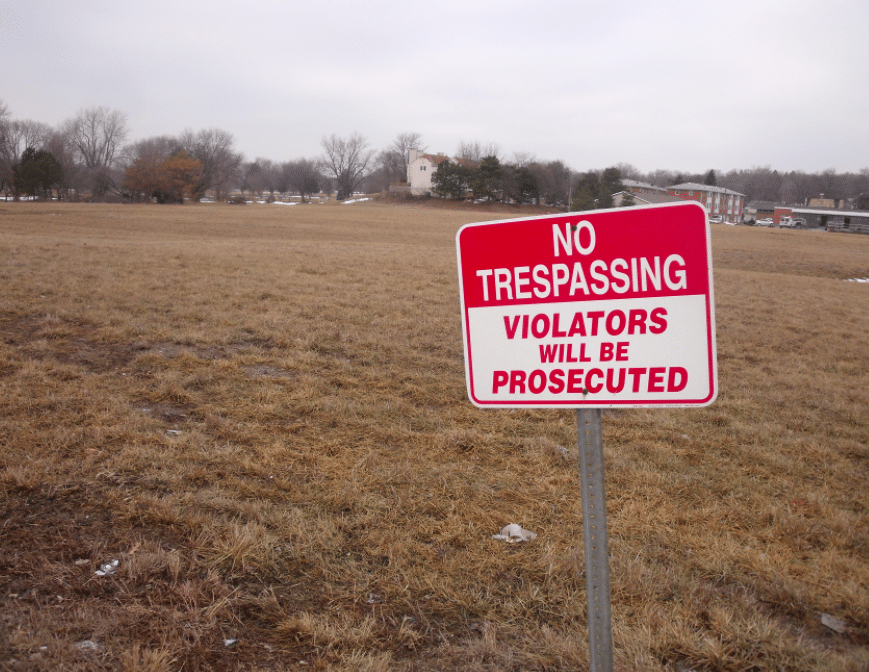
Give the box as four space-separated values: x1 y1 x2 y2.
407 149 451 195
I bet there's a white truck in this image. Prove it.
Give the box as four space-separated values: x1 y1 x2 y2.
779 216 806 228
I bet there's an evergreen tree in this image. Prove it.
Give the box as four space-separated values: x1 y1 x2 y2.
470 155 502 201
704 169 717 186
512 166 540 204
431 159 470 200
12 147 63 199
571 171 600 211
569 166 624 211
598 167 622 208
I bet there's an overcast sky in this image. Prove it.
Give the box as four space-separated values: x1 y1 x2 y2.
2 0 867 175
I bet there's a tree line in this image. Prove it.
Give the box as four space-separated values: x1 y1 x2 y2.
0 102 243 203
2 98 867 208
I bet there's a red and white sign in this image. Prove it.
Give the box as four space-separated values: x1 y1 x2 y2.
456 202 717 407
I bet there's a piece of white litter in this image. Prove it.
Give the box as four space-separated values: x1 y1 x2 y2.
224 638 239 648
820 613 847 633
94 559 119 576
76 639 99 651
492 524 537 543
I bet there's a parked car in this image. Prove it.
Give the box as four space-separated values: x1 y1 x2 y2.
779 216 807 228
708 215 723 223
756 218 774 226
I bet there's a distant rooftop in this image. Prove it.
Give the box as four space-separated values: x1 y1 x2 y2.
668 182 745 196
790 207 869 217
622 179 668 192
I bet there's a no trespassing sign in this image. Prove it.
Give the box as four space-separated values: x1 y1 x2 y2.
456 202 717 408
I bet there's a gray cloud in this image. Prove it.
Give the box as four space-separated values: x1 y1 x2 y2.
2 0 867 172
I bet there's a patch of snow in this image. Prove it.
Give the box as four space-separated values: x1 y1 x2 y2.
492 524 537 543
820 613 848 633
94 559 119 576
845 278 869 283
341 197 371 205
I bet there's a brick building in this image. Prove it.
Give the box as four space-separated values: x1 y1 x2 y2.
667 182 745 224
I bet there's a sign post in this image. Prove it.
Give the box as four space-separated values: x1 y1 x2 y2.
456 202 717 670
577 408 612 672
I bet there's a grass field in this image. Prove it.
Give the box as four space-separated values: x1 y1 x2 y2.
1 201 868 671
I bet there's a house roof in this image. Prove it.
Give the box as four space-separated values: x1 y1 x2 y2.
790 207 869 217
414 154 479 169
613 191 683 205
638 193 686 205
622 179 668 193
418 153 450 167
452 157 479 168
668 182 745 196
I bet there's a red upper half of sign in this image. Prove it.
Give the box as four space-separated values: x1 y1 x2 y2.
457 202 711 309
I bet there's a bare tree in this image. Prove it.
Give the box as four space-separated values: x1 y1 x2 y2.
284 158 321 202
378 132 424 184
615 163 642 181
815 168 850 200
62 106 129 197
261 159 283 197
645 169 680 187
0 103 8 196
242 159 265 198
457 140 501 163
63 106 127 169
511 151 536 168
320 133 375 200
180 128 243 200
242 158 281 198
529 160 572 207
6 120 51 155
43 129 82 200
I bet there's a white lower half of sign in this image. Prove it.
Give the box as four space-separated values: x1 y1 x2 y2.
465 294 715 406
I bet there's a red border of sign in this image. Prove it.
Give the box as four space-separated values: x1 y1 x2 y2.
456 202 717 408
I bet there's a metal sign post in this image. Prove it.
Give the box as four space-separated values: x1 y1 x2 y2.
577 408 613 672
455 203 718 672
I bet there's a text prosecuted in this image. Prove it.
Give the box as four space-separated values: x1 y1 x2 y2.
456 202 717 407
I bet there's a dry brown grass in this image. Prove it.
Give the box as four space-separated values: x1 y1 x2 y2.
1 201 868 671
